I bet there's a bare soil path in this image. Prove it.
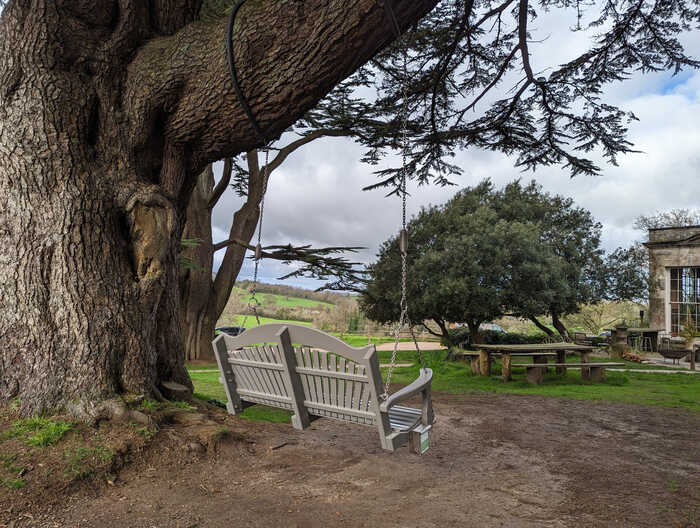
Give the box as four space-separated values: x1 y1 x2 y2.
2 393 698 528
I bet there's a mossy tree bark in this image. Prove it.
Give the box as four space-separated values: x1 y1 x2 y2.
0 0 438 416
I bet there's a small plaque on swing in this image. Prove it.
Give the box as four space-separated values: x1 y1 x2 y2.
410 424 431 455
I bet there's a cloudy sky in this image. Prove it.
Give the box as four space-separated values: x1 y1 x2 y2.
212 4 700 289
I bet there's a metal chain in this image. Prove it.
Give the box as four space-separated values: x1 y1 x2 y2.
241 148 270 329
383 37 425 399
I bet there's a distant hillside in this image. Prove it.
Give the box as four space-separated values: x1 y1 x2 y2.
219 281 377 333
231 286 334 310
235 280 352 305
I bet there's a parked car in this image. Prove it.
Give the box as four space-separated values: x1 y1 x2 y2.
480 323 505 333
215 326 245 337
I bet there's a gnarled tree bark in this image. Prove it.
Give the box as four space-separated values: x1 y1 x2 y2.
0 0 438 416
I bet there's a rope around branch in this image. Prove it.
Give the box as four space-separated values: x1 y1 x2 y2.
227 0 266 146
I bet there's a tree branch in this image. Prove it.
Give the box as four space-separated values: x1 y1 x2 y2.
207 157 233 209
209 147 268 315
212 236 366 288
529 315 555 336
267 129 350 173
125 0 439 176
422 321 443 338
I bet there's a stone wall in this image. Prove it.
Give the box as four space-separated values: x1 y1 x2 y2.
646 227 700 332
648 225 700 243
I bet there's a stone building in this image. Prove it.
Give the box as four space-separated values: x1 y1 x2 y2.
645 226 700 334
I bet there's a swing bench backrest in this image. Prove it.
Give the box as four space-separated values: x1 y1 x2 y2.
213 323 434 452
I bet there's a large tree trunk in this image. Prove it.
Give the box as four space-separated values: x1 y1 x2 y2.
0 0 437 416
551 312 570 341
466 319 483 345
179 155 263 362
179 166 217 362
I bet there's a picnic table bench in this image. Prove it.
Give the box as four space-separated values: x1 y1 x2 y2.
513 362 625 384
456 351 558 379
455 351 500 375
474 343 597 381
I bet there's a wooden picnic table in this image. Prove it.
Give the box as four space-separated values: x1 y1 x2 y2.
473 343 597 381
455 351 556 378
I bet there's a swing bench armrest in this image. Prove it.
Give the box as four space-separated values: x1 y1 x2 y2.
379 368 433 412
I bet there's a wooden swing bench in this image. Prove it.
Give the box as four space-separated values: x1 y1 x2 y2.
213 323 434 453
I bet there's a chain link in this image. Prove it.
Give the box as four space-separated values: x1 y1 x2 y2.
241 148 270 329
382 39 425 400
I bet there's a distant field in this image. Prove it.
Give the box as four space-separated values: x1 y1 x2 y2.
224 315 314 328
232 287 334 309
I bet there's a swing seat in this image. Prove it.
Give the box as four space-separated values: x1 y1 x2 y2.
213 323 434 452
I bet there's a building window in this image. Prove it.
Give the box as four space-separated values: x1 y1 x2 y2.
669 267 700 334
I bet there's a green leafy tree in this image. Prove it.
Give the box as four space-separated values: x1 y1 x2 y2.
361 180 609 343
360 181 559 346
485 181 605 339
600 245 649 305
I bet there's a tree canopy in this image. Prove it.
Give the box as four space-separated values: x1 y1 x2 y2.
360 179 601 343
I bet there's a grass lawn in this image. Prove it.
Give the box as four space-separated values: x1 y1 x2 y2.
188 350 700 425
329 334 417 349
390 351 700 412
189 369 293 423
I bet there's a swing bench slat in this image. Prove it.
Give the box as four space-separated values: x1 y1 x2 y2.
213 323 434 452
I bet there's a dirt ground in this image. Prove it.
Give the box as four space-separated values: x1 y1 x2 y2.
1 392 698 528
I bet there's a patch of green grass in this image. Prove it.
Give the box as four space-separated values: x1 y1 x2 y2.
190 370 227 402
332 334 416 348
134 426 158 440
186 364 218 371
1 453 21 473
386 350 700 412
0 476 25 489
0 453 25 490
240 405 291 423
376 349 423 364
1 417 75 447
169 400 195 411
140 399 162 412
63 446 114 481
